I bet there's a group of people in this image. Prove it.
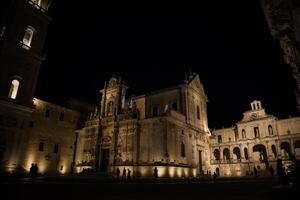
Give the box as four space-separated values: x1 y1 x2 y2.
29 163 39 177
115 167 159 180
115 168 132 180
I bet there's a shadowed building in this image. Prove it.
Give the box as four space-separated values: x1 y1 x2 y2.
261 0 300 112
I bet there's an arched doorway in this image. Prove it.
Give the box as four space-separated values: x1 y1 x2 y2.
233 147 241 160
253 144 269 168
213 149 220 161
223 148 230 161
280 142 291 158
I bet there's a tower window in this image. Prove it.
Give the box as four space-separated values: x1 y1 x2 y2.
21 26 35 50
8 79 20 99
196 105 200 119
181 142 186 157
38 142 44 152
59 112 65 121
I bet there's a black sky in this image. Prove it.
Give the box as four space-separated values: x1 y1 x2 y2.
35 1 299 129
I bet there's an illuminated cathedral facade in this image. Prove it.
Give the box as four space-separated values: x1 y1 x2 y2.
74 74 211 177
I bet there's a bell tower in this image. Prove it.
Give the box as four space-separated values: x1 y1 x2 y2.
0 0 52 107
100 76 128 118
0 0 52 172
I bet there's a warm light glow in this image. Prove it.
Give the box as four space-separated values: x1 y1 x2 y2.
8 79 20 99
169 167 175 178
26 153 36 172
192 169 197 177
21 26 35 49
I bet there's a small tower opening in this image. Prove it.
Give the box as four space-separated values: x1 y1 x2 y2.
251 100 262 111
8 79 20 99
21 26 35 49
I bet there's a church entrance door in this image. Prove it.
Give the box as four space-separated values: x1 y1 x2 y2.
198 150 203 174
100 149 110 172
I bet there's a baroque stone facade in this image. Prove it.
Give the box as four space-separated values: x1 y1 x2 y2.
210 100 300 177
75 74 211 178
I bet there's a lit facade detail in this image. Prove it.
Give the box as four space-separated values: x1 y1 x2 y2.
21 26 35 50
210 100 300 177
8 79 20 99
74 73 211 177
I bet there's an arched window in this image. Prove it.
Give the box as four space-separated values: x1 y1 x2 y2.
152 106 158 117
268 125 273 135
8 79 20 99
242 129 246 139
217 135 222 143
33 0 42 6
22 26 35 49
196 105 200 119
181 142 185 157
213 149 220 160
244 148 249 160
171 101 177 111
233 147 241 159
223 148 230 160
254 127 260 138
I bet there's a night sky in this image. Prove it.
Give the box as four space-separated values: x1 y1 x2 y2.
36 1 298 129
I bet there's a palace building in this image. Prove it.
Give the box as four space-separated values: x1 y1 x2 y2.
210 101 300 177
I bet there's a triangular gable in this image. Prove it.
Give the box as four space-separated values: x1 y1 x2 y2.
188 74 206 95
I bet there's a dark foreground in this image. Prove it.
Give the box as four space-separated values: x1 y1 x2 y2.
1 175 299 200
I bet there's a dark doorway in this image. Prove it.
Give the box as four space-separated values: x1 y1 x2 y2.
100 149 110 172
216 167 220 176
198 150 203 173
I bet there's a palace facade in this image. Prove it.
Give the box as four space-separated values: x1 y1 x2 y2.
210 101 300 177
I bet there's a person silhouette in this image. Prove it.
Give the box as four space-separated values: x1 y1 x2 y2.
269 165 274 177
153 167 158 180
253 166 258 177
213 172 217 183
29 163 34 177
116 168 120 178
33 163 38 176
127 169 131 181
122 168 126 179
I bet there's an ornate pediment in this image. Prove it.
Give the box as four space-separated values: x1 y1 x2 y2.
188 74 206 96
